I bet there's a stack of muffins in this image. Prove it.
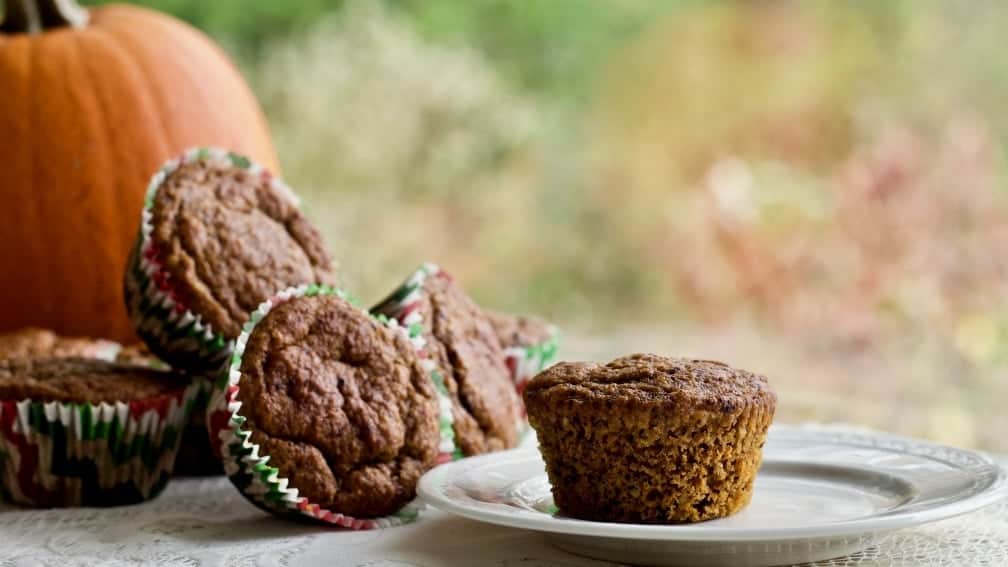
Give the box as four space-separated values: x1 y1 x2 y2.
0 147 558 522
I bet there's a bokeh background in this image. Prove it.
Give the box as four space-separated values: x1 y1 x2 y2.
87 0 1008 451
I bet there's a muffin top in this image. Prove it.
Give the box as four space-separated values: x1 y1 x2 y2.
235 294 439 517
149 159 337 338
0 328 120 361
0 357 188 403
485 311 554 349
525 353 776 413
418 272 521 455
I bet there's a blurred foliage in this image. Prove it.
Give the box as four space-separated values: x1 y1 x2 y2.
84 0 674 101
75 0 1008 447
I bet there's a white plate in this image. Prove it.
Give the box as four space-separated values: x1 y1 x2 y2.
418 425 1007 566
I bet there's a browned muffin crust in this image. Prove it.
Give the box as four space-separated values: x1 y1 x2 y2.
525 353 774 413
236 295 439 517
419 274 521 455
0 328 120 361
525 353 776 524
485 311 553 349
0 358 189 403
150 160 337 339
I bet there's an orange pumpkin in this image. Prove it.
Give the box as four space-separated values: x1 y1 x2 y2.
0 0 279 343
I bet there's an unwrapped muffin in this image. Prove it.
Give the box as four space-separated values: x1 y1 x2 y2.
524 353 776 523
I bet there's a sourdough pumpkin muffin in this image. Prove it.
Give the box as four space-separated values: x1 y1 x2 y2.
0 358 198 507
372 265 522 457
208 286 440 525
0 328 121 361
524 354 776 523
124 147 337 374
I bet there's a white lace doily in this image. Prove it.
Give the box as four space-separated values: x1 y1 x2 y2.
0 429 1004 567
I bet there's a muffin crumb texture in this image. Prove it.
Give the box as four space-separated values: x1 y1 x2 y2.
418 273 521 455
524 353 776 523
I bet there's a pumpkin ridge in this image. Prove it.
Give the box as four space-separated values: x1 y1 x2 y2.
69 30 121 294
86 20 174 159
75 26 168 275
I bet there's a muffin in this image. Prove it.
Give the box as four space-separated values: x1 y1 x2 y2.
109 345 220 476
208 285 441 527
485 311 560 400
524 354 776 523
0 358 198 507
124 147 337 375
372 264 523 457
0 328 121 361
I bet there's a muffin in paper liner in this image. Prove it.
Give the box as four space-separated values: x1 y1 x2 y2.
123 146 307 376
206 283 446 528
370 264 462 463
0 381 200 507
371 263 559 450
502 326 560 415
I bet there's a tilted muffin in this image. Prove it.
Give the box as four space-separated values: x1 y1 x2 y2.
0 328 121 362
524 354 776 523
208 285 441 527
0 358 198 507
372 264 523 458
124 147 337 375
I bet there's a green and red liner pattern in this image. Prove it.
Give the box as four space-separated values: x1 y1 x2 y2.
207 284 436 528
124 147 300 375
0 384 200 507
504 329 559 417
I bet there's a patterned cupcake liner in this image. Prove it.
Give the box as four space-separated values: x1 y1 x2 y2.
371 263 560 448
504 328 560 417
0 382 200 507
124 147 300 376
207 283 439 528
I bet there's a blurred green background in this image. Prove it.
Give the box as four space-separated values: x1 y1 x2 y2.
86 0 1008 450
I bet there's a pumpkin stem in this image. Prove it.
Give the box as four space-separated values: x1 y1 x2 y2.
1 0 87 34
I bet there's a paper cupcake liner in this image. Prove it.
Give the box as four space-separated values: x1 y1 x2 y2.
124 147 300 375
207 284 432 528
0 382 200 507
504 328 560 417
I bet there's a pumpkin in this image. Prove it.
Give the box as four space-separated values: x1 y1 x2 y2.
0 0 279 343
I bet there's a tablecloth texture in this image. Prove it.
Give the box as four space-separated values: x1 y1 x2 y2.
0 426 1005 567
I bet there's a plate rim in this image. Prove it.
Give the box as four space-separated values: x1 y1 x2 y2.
417 425 1008 542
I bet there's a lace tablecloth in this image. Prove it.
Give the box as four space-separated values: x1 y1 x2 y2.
1 428 1005 567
